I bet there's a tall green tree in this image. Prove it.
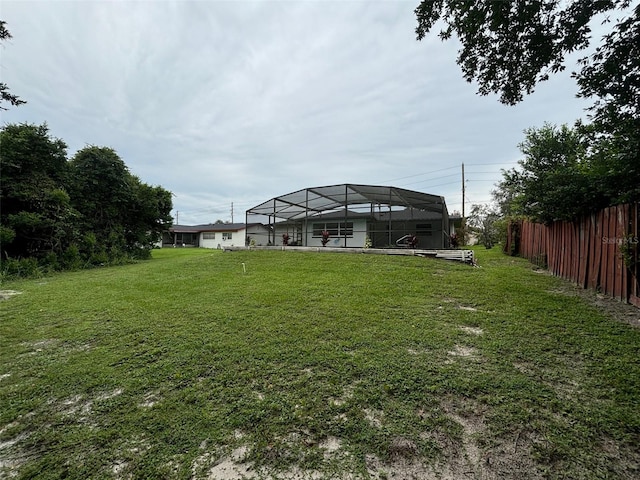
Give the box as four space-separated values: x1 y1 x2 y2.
494 123 597 224
68 146 172 262
1 125 173 274
125 178 173 252
69 146 133 238
0 123 76 259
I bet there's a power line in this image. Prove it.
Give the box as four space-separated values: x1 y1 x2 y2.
398 179 460 189
379 162 516 187
395 173 464 188
380 164 459 183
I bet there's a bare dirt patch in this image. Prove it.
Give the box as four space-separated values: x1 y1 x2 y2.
203 446 253 480
330 384 356 407
0 290 22 301
513 362 535 376
363 408 384 428
56 388 124 423
549 282 640 328
366 453 434 480
458 305 478 312
406 347 431 355
459 326 483 336
318 436 342 456
138 390 161 408
19 339 59 356
388 437 419 459
512 360 582 400
447 345 477 358
196 442 355 480
434 397 543 480
440 398 485 476
96 388 123 401
0 422 30 476
112 459 129 478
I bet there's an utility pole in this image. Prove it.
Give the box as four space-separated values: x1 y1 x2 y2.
175 211 179 225
461 163 466 243
231 202 234 223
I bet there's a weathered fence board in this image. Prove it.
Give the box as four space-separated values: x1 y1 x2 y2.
632 203 640 307
505 203 639 306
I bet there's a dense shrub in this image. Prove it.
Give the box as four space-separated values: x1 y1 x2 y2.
0 124 173 278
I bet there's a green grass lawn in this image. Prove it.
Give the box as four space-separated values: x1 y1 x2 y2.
1 247 639 479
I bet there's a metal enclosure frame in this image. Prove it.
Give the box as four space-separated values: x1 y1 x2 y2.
245 184 450 249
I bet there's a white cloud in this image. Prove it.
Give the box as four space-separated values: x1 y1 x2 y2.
1 0 599 224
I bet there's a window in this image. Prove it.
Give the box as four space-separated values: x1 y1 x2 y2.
313 224 324 237
326 223 339 236
416 224 433 236
340 222 353 236
203 232 215 240
312 222 354 237
222 232 232 240
176 233 197 245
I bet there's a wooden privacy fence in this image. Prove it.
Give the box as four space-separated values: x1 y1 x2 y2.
504 203 640 307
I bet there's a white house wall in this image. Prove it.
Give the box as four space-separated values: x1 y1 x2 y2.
304 218 368 248
199 229 245 249
217 217 446 248
246 226 271 246
270 219 368 247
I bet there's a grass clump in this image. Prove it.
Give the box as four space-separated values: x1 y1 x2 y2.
1 247 639 479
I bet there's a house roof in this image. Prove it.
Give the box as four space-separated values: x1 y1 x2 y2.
287 208 443 222
373 209 444 221
246 184 447 222
169 223 246 233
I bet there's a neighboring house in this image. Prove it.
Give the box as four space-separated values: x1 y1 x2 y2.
245 184 452 249
161 223 250 249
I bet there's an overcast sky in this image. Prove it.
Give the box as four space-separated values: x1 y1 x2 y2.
1 0 604 225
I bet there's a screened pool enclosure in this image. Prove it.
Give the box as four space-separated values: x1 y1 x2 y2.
245 184 451 249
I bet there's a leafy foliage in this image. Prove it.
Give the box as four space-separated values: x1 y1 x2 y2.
494 122 639 224
414 0 632 105
495 124 592 223
416 1 640 223
0 21 26 110
0 124 75 259
468 204 500 248
68 146 172 260
575 4 640 204
0 124 173 277
415 0 640 229
321 229 330 246
575 4 640 129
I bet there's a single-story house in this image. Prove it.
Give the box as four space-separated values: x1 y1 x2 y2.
245 184 452 249
161 223 252 249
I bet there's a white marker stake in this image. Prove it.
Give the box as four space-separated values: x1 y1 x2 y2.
242 263 246 274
